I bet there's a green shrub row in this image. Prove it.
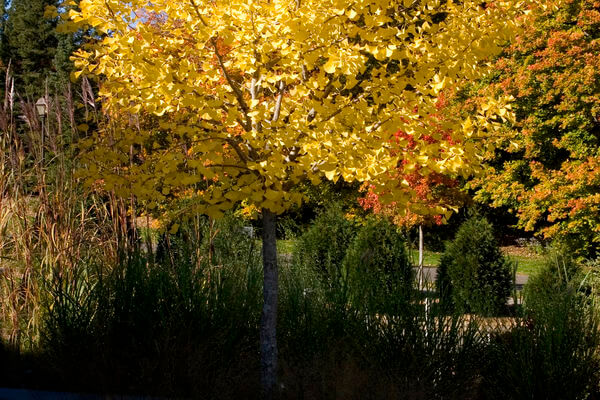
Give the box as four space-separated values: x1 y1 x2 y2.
293 205 413 314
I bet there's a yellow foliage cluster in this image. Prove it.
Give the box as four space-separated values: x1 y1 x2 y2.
69 0 528 218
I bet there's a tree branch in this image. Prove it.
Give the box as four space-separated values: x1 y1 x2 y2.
211 39 252 131
188 0 210 27
189 0 252 131
271 81 285 123
206 163 258 174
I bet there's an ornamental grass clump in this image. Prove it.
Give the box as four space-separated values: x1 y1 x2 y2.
483 253 600 399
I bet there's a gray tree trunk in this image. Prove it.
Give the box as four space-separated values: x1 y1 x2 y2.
260 208 278 400
418 225 424 291
418 225 430 320
418 224 424 270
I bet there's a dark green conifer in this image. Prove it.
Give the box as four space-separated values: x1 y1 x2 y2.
1 0 69 97
436 216 513 315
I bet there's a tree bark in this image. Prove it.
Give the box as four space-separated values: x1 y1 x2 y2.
418 225 430 320
260 208 278 400
418 224 424 270
418 224 424 290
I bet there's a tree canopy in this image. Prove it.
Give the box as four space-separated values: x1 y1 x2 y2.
0 0 76 96
473 0 600 256
68 0 521 222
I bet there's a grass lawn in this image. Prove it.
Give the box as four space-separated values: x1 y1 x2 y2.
277 239 296 254
407 248 442 267
409 248 546 276
279 239 546 276
502 246 547 276
507 255 546 276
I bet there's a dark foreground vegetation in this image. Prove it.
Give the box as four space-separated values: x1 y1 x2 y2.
1 208 600 399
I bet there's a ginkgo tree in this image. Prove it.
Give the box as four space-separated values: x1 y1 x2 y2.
65 0 526 396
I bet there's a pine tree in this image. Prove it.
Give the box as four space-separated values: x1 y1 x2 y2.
0 1 8 45
1 0 61 97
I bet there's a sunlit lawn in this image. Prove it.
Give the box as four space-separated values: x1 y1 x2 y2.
408 248 545 276
277 239 296 254
276 239 546 277
504 253 546 276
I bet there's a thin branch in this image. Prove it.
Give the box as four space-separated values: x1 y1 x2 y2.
224 138 251 164
189 0 252 131
271 81 285 123
369 113 396 133
301 38 345 58
207 163 260 175
211 40 252 131
320 94 365 124
250 76 259 103
250 75 262 133
307 79 335 122
206 163 252 170
188 0 210 27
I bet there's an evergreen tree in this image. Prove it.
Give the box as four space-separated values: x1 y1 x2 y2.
0 0 8 44
436 216 513 315
1 0 64 97
52 31 76 88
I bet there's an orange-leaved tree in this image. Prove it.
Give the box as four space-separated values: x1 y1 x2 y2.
359 92 471 272
472 0 600 257
65 0 527 396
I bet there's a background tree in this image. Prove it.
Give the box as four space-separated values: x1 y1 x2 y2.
69 0 526 396
358 91 470 274
0 1 7 45
1 0 59 95
0 0 82 96
473 0 600 258
293 204 358 290
342 218 413 315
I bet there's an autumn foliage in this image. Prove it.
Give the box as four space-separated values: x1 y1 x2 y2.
62 1 533 395
474 0 600 256
359 93 469 227
65 0 521 222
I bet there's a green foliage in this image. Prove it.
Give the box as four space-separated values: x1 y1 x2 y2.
436 252 454 311
293 205 358 289
276 214 301 240
522 251 581 316
484 255 600 399
5 213 599 398
342 217 413 314
274 179 362 240
154 214 257 267
39 214 488 398
1 0 64 95
436 216 512 315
